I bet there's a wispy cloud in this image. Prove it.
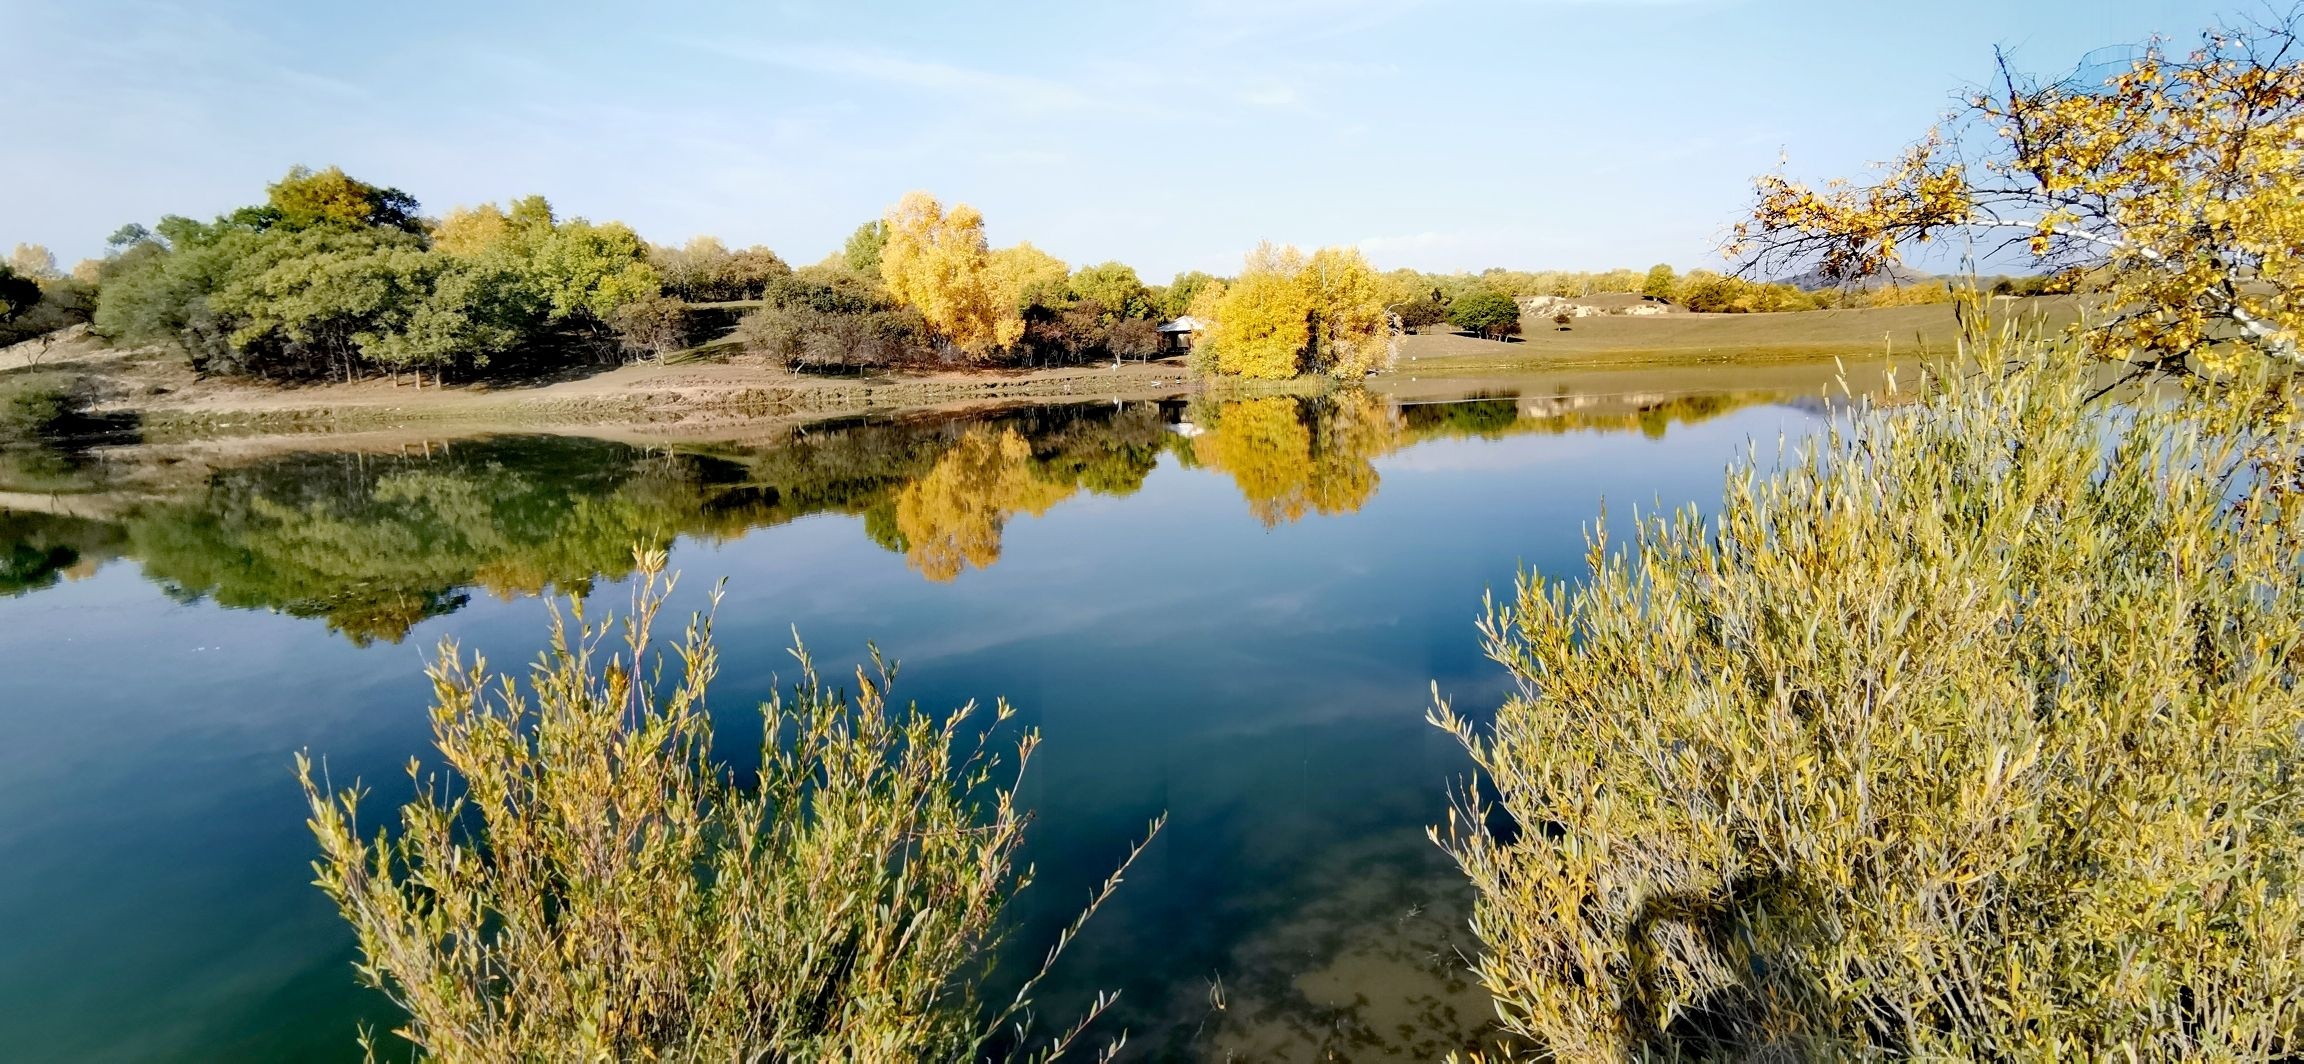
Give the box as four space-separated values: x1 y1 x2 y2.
681 39 1093 112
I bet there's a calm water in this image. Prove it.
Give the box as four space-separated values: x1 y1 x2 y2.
0 368 1861 1061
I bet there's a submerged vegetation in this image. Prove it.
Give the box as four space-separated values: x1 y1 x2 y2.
300 555 1157 1060
1433 346 2304 1058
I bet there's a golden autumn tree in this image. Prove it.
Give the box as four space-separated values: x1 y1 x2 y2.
894 427 1076 581
987 241 1071 313
1203 243 1314 379
1190 393 1399 525
1305 246 1391 376
433 196 557 257
879 192 1024 358
1733 11 2304 375
1200 243 1391 379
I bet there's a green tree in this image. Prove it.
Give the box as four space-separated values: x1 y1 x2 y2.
1640 262 1676 300
209 227 434 378
1067 261 1151 319
521 219 660 323
651 237 790 303
1448 289 1521 339
843 219 888 274
1153 270 1218 319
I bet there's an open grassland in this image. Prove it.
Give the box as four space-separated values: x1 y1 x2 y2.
1399 296 2083 372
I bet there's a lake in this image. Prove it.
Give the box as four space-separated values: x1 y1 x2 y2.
0 363 1880 1061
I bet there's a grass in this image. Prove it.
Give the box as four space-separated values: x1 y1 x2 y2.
1399 296 2083 373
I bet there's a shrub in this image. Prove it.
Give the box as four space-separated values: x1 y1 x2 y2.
1449 290 1522 340
1433 350 2304 1059
300 555 1155 1061
0 372 93 440
735 302 929 372
607 293 695 359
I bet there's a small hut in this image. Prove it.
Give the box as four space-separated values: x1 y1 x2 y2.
1156 315 1205 354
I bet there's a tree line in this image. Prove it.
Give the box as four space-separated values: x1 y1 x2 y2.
6 175 2076 391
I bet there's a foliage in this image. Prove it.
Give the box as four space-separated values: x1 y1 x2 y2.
1202 244 1312 379
1385 270 1452 329
879 192 1022 358
300 555 1153 1060
843 219 889 275
0 270 98 345
0 264 39 324
209 227 436 377
1197 244 1390 379
1433 349 2304 1059
989 242 1072 315
1305 246 1390 376
1640 263 1676 300
736 268 931 371
1153 270 1219 319
522 218 660 323
361 254 541 373
0 372 94 440
606 294 696 359
1448 289 1522 339
431 196 555 257
651 237 789 303
1734 10 2304 373
8 244 61 282
1673 269 1822 313
265 165 423 234
1067 261 1152 320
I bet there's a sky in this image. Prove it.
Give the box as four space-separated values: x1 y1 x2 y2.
1 0 2236 280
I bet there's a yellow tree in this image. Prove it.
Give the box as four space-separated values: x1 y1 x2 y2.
1305 246 1390 376
432 196 555 257
987 241 1070 313
879 192 1022 358
1203 243 1313 379
1733 11 2304 376
894 427 1076 581
1200 244 1392 378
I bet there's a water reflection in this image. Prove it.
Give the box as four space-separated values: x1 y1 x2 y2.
0 387 1788 641
0 372 1854 1062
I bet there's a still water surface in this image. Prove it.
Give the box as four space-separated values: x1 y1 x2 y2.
0 367 1867 1060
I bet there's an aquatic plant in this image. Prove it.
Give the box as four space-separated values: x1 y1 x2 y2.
300 552 1156 1061
1434 348 2304 1059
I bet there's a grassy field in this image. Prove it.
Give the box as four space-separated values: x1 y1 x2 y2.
1398 296 2083 371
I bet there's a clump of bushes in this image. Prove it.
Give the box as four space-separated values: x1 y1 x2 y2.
0 372 96 441
733 267 933 372
300 555 1154 1060
1434 350 2304 1058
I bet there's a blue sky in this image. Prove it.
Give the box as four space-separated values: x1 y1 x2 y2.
3 0 2229 279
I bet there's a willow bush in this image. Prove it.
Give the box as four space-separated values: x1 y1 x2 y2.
300 552 1155 1061
1433 351 2304 1059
